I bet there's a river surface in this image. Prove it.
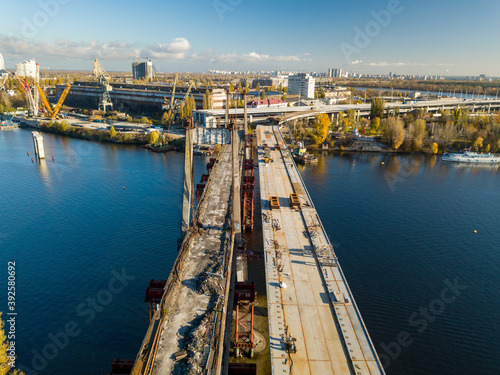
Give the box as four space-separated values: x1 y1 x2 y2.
1 129 499 374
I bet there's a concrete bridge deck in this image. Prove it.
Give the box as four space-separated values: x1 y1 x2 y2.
256 126 385 375
132 144 236 375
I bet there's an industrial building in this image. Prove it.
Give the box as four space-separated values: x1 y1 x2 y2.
251 75 288 89
132 60 153 81
15 59 38 78
287 73 315 99
56 82 226 113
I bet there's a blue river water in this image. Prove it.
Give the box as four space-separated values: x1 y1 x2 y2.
0 129 499 374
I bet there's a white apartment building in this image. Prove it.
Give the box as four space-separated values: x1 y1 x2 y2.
287 73 315 99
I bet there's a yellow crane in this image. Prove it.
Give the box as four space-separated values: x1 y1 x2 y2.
35 82 71 120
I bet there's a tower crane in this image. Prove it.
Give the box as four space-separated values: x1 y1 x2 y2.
93 59 113 112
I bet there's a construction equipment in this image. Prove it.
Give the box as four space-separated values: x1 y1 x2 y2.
93 59 113 112
129 54 139 63
162 73 178 134
12 74 38 116
289 193 300 209
35 83 71 120
36 83 53 117
0 75 8 92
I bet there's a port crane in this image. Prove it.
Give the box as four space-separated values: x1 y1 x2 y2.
35 82 71 120
162 73 178 134
93 59 113 112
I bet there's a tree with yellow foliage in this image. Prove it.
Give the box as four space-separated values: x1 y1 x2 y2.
431 142 439 154
0 313 23 375
311 113 331 145
381 118 405 150
473 137 484 152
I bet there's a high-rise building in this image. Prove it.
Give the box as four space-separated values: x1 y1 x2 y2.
132 60 153 81
287 73 315 99
15 59 37 78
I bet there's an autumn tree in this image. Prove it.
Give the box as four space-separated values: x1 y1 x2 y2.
407 118 427 150
371 117 381 132
431 142 439 154
473 137 484 152
0 313 23 375
381 117 405 150
109 126 117 138
147 131 160 144
260 91 267 100
311 113 331 144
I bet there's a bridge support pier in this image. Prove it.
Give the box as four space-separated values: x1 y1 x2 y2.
32 131 45 159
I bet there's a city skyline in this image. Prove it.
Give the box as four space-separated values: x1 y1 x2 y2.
1 0 500 76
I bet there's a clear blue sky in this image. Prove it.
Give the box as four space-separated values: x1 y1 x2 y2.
1 0 500 75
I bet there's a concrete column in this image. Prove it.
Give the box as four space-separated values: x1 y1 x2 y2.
32 131 45 159
181 120 194 236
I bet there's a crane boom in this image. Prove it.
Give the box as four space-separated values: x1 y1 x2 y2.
93 58 113 112
52 84 71 119
35 83 54 117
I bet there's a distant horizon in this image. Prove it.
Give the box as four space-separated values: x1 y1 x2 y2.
2 0 500 76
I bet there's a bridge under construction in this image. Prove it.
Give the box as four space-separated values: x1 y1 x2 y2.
121 114 384 374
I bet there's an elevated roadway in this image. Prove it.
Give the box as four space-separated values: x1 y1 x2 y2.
256 126 385 375
195 98 500 126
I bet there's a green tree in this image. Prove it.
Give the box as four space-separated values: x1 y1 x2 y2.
346 109 356 124
452 107 462 128
281 95 286 102
319 87 326 99
260 91 267 100
314 90 318 99
416 107 425 119
202 89 212 110
229 82 234 92
109 126 117 138
381 117 405 150
371 117 381 132
256 83 261 91
370 98 385 120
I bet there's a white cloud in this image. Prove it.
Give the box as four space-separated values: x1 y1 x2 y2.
142 38 191 60
0 34 308 68
0 34 190 62
350 59 363 65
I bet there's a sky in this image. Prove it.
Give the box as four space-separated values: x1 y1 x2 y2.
1 0 500 76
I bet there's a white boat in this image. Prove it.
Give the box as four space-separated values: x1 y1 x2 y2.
442 151 500 164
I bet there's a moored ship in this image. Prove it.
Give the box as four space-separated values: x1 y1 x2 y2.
442 150 500 164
